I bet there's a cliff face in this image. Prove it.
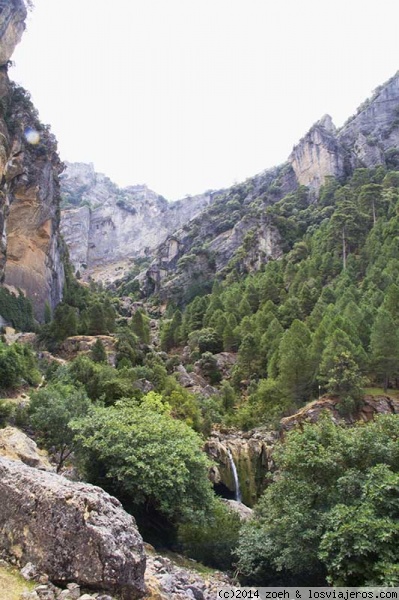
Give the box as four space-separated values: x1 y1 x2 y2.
60 162 213 282
290 72 399 192
205 428 278 507
0 1 65 320
289 114 348 192
139 166 289 303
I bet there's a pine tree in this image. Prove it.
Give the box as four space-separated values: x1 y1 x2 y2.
278 320 312 405
370 308 399 392
91 338 107 363
131 309 150 344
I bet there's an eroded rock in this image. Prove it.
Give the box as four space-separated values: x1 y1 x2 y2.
205 428 278 507
0 427 53 471
0 457 146 599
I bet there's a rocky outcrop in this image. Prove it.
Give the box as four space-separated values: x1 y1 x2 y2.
60 162 213 282
289 72 399 193
205 428 278 507
56 334 116 365
0 0 27 279
0 427 53 471
0 456 146 599
0 1 26 66
339 72 399 169
289 114 347 192
141 207 283 303
174 365 218 398
280 394 399 432
0 2 65 320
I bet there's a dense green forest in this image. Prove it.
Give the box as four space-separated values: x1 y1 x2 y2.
1 165 399 585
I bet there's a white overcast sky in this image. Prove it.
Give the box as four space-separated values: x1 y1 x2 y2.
11 0 399 200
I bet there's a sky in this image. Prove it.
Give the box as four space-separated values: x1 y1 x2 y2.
11 0 399 200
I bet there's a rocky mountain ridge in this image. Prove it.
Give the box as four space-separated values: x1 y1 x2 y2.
290 72 399 191
59 72 399 302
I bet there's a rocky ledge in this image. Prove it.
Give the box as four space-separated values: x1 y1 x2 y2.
0 457 146 599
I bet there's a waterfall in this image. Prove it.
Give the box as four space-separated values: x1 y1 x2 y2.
227 447 242 503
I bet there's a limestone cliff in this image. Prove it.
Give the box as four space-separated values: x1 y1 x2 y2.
0 0 65 320
60 162 213 282
139 166 289 303
59 73 399 301
289 114 348 192
290 72 399 192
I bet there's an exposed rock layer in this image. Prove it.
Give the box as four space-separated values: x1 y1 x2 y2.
0 457 146 599
205 428 278 507
60 162 213 282
0 1 65 320
0 427 53 471
290 72 399 191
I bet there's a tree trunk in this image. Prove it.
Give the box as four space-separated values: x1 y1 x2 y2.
342 227 347 270
383 374 389 393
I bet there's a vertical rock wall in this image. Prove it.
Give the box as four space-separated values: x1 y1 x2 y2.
0 1 65 320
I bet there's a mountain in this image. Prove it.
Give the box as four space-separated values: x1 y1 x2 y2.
136 71 399 304
0 0 65 320
60 162 214 282
58 72 399 304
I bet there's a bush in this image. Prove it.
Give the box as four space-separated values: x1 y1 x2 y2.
0 399 15 427
0 342 41 389
178 499 241 570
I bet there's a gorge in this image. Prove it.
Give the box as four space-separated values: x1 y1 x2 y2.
1 0 399 593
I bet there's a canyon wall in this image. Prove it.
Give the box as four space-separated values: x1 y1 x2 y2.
0 1 65 320
60 162 213 282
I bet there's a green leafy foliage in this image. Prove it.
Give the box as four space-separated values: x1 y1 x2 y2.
72 400 215 522
178 499 241 570
236 414 399 585
29 382 91 471
0 342 40 389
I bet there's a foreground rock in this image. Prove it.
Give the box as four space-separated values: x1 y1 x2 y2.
0 457 146 599
0 427 53 471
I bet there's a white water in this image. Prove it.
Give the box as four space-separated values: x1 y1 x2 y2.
227 447 242 503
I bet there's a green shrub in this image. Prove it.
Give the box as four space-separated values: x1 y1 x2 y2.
178 499 241 570
0 399 15 427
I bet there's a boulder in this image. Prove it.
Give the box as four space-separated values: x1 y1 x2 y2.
0 427 53 471
0 457 146 599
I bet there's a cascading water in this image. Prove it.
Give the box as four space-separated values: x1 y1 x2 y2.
227 447 242 503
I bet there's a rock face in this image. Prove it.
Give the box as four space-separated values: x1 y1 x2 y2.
0 1 26 67
60 162 213 282
280 394 399 432
58 74 399 300
0 1 65 320
204 428 278 507
290 72 399 192
0 456 146 599
0 427 53 471
140 167 287 303
289 114 347 192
